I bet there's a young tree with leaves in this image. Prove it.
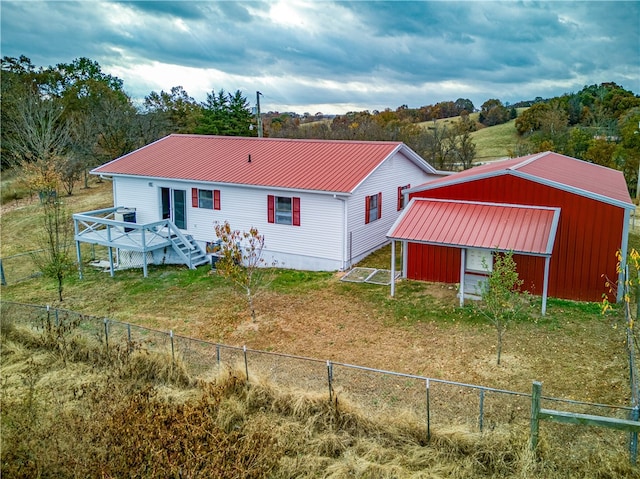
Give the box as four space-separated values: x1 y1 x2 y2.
476 251 529 365
212 221 277 321
22 162 74 302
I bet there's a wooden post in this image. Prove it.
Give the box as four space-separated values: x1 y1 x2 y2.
530 381 542 451
0 259 6 286
630 405 639 465
108 246 115 277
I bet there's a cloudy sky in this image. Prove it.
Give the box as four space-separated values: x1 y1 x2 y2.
1 1 638 114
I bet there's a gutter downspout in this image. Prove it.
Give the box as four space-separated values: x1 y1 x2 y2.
334 195 348 271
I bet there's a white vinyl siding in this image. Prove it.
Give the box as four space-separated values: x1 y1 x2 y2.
109 149 438 271
346 151 437 265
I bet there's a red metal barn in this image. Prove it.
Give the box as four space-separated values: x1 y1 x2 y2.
388 152 635 305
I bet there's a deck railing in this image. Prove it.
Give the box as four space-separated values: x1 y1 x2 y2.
72 207 199 276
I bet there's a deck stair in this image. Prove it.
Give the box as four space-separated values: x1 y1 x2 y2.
169 233 209 269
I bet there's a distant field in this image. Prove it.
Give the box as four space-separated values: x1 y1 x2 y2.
417 110 525 162
470 119 520 162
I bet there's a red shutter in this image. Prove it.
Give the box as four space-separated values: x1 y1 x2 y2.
397 186 403 211
267 195 275 223
365 195 370 224
377 192 382 219
191 188 198 208
293 197 300 226
214 190 221 210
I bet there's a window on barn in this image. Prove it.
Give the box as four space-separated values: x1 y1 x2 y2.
365 192 382 224
192 188 221 210
397 184 410 210
267 195 300 226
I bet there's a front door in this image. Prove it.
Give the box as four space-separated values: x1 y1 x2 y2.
161 187 187 229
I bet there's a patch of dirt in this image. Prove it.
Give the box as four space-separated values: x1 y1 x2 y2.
213 282 627 404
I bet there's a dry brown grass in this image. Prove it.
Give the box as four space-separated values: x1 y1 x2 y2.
2 319 637 478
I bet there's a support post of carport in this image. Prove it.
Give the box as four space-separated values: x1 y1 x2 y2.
402 240 408 278
542 256 550 316
459 249 466 307
390 240 396 297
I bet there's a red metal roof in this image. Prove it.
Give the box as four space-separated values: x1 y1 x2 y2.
388 198 560 255
92 134 433 193
410 152 633 207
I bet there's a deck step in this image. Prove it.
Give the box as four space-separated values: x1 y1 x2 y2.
168 232 208 269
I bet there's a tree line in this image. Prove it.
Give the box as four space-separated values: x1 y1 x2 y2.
1 56 256 196
3 55 638 196
510 83 640 195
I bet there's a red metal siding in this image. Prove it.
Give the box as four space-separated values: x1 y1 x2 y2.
408 175 624 302
407 243 461 283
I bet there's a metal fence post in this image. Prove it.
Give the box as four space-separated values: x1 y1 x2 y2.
479 388 485 432
0 259 6 286
426 378 431 442
170 330 175 364
327 360 333 402
216 344 220 366
530 381 542 451
103 318 109 353
243 345 249 382
127 323 132 352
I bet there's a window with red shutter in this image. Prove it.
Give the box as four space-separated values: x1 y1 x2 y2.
365 193 381 223
293 197 300 226
267 195 275 223
268 195 300 226
365 195 371 224
397 184 410 211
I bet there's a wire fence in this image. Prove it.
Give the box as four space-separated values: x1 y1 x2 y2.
0 243 106 286
1 300 638 464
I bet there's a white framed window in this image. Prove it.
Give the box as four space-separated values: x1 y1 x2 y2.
267 195 300 226
198 189 213 209
192 188 220 210
365 192 382 224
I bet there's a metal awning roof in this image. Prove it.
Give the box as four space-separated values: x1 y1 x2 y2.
387 198 560 256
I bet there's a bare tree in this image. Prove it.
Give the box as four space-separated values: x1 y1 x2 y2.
4 91 70 166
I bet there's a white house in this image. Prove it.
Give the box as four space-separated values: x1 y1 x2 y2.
83 134 442 272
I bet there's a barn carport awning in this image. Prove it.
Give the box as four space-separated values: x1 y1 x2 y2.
386 198 561 315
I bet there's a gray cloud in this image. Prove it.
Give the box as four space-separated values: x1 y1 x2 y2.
1 0 637 113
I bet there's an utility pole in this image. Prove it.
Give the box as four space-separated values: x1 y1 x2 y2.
256 91 263 138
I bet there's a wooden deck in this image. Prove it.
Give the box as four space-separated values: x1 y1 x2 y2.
72 207 207 277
